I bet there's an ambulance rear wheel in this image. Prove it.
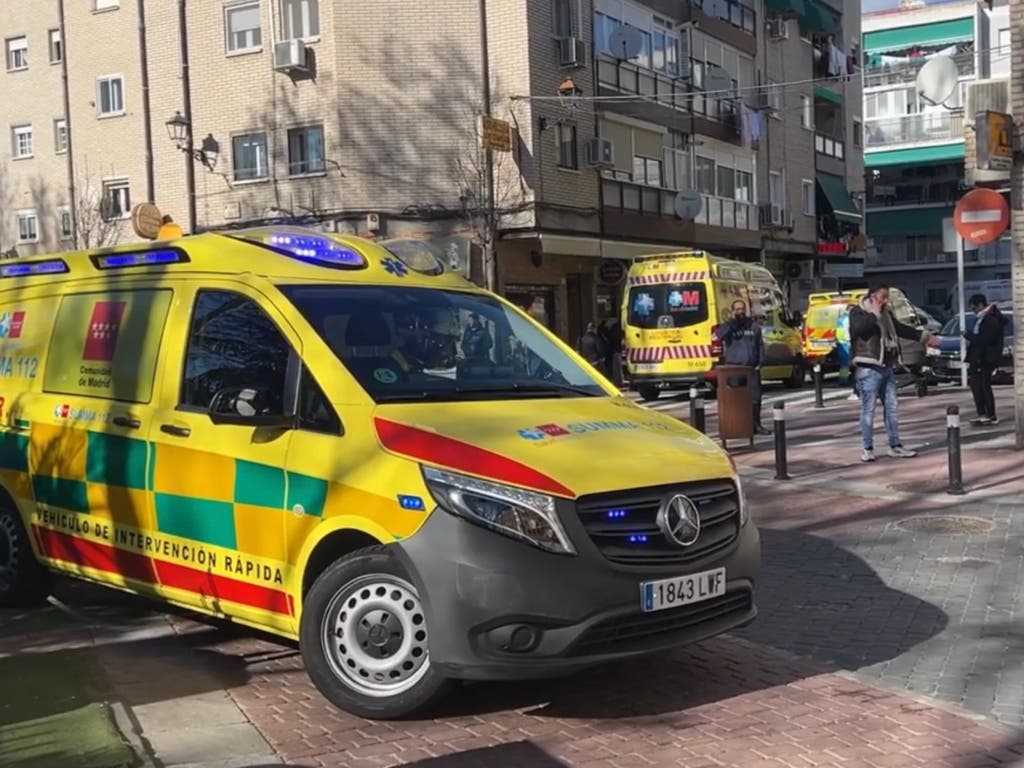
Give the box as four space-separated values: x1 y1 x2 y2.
299 545 453 720
0 504 51 609
637 385 660 402
785 359 806 389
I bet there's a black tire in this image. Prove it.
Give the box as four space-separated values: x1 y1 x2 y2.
299 544 453 720
785 358 805 389
637 384 660 402
0 504 51 609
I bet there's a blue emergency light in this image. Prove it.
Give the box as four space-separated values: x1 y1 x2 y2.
266 233 366 269
93 249 188 270
0 259 70 278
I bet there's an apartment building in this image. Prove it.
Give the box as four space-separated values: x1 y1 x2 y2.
0 0 861 343
861 0 1011 311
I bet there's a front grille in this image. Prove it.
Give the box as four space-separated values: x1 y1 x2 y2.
568 589 752 657
575 480 740 565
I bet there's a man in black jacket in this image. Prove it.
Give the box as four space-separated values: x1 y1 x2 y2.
849 284 939 462
717 299 770 434
963 293 1006 425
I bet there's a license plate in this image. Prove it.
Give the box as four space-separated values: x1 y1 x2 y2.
946 359 963 369
641 567 726 613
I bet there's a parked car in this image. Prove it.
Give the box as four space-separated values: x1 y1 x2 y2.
928 303 1015 384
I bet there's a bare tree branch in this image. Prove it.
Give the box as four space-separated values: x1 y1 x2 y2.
73 160 126 249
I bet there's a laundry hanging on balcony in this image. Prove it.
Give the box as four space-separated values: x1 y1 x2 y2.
739 104 764 151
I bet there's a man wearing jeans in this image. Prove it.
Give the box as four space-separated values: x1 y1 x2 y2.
849 284 939 462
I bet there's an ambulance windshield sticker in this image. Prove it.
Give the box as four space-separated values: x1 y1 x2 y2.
667 288 701 313
373 367 398 384
632 292 655 317
43 289 172 404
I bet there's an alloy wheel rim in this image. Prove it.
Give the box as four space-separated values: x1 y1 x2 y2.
320 574 430 698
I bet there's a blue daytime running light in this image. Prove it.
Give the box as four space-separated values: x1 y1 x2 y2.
0 259 69 278
627 534 648 544
96 249 185 269
268 233 366 269
606 508 628 520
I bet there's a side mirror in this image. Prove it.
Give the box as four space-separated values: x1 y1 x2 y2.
208 386 294 429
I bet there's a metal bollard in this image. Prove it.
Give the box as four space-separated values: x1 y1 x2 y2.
813 363 824 409
947 405 965 495
689 386 706 434
773 401 789 480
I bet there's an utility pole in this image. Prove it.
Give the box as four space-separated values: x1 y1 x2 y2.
57 0 78 249
1012 0 1024 447
478 0 497 292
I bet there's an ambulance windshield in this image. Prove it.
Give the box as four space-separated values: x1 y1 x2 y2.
627 283 709 330
279 285 607 402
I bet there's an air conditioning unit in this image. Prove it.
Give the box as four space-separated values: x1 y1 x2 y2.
784 260 813 280
273 39 310 72
966 78 1009 117
585 136 614 168
758 202 785 228
557 36 587 68
767 17 789 40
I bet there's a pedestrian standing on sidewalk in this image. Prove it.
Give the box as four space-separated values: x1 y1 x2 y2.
577 321 606 373
849 284 940 462
963 293 1006 426
717 299 770 434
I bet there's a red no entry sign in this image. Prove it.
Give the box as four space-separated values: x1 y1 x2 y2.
953 188 1009 245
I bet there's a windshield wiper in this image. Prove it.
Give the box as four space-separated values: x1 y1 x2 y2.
453 382 599 397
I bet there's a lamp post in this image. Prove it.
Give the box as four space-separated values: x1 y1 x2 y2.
165 110 219 233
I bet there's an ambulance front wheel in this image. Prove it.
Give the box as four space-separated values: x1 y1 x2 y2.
299 544 453 720
0 503 51 609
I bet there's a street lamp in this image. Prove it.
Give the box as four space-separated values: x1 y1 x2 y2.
165 110 220 171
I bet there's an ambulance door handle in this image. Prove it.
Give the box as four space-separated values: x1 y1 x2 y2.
113 416 141 430
160 424 191 438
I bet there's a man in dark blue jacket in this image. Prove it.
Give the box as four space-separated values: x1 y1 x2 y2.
963 293 1007 425
717 299 769 434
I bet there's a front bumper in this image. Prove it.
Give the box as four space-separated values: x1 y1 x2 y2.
393 498 760 681
628 373 707 390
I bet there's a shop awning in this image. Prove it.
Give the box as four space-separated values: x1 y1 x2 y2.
863 17 974 54
765 0 806 16
798 0 840 37
817 174 861 223
867 207 949 238
814 85 842 104
865 143 965 168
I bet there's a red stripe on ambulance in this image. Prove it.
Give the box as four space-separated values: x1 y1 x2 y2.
373 417 574 498
34 526 293 616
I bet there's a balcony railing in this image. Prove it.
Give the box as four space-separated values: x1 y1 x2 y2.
597 57 740 127
864 113 964 148
690 0 756 35
815 133 845 160
602 179 758 231
863 54 974 90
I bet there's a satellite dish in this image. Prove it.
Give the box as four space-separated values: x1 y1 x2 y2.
608 26 644 61
704 64 734 95
916 55 958 106
674 189 703 220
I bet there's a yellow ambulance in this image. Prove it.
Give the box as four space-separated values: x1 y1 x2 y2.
622 251 805 401
0 226 759 719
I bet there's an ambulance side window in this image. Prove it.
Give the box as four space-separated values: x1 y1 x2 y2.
297 365 341 435
180 290 291 414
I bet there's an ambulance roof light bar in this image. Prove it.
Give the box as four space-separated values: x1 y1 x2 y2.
92 248 190 270
0 258 70 278
227 227 368 270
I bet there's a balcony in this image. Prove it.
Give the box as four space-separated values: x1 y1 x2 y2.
596 56 740 144
864 113 964 150
601 179 760 246
814 132 846 176
690 0 756 36
863 52 974 90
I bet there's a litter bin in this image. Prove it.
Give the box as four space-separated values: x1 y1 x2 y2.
715 364 754 448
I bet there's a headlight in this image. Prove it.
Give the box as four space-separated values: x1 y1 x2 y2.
422 467 576 555
1003 346 1012 357
728 457 749 526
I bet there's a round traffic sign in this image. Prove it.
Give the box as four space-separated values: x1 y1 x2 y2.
954 188 1009 246
597 259 627 285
